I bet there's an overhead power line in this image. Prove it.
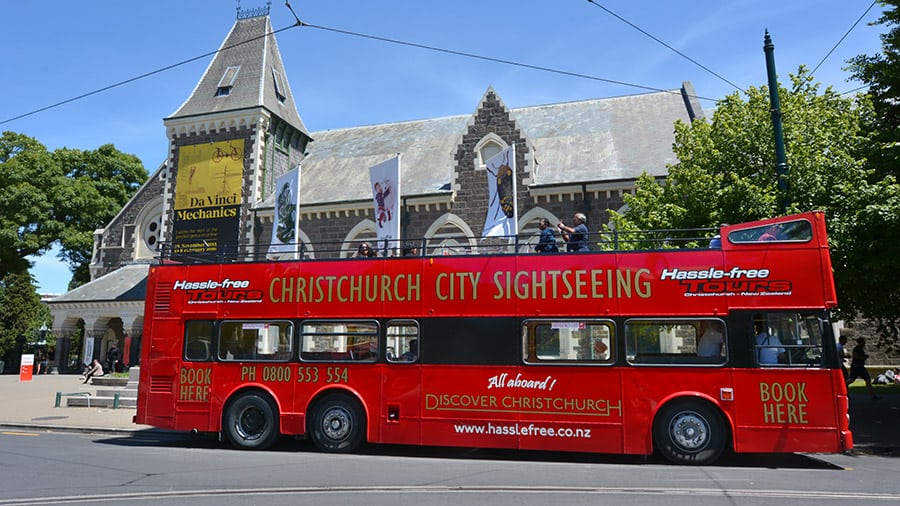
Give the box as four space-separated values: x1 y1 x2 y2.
0 25 296 126
841 83 870 95
2 11 722 126
585 0 746 95
298 22 717 101
809 0 878 78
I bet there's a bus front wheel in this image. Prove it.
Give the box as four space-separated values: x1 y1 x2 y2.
223 392 279 450
308 394 365 453
653 400 726 465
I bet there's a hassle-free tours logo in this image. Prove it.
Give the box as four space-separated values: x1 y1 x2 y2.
173 278 264 304
660 266 792 297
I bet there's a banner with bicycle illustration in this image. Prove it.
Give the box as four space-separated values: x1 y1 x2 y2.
171 140 244 261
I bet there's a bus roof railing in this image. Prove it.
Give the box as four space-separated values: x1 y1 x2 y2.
155 226 719 264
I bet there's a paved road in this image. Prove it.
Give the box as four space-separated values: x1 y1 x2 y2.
2 428 900 506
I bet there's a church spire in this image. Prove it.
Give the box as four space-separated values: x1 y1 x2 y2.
167 8 309 138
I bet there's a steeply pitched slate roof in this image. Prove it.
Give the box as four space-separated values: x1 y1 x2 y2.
47 264 149 303
295 87 698 207
167 14 309 136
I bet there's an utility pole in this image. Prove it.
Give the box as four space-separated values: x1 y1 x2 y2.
764 30 789 215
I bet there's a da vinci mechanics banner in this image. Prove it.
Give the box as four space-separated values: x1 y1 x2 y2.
172 140 243 260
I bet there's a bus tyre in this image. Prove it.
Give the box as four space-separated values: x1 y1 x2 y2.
653 400 726 465
223 392 279 450
309 394 365 453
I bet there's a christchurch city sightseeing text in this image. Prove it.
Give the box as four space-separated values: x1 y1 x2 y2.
268 268 653 304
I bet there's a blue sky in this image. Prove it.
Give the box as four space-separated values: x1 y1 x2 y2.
1 0 884 294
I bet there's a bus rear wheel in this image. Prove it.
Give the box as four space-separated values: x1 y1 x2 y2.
223 392 279 450
308 393 365 453
653 400 726 465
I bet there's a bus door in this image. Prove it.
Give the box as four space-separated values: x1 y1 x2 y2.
731 312 846 454
381 320 421 444
172 319 217 432
137 316 209 430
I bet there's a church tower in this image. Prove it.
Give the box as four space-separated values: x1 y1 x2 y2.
162 5 311 259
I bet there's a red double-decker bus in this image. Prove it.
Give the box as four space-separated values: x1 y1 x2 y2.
135 211 851 465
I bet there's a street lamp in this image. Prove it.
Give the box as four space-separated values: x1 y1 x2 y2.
39 323 48 346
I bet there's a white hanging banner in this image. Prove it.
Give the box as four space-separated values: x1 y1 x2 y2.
268 165 302 259
368 155 401 254
481 145 517 238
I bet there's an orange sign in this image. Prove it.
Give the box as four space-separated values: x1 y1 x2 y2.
19 354 34 382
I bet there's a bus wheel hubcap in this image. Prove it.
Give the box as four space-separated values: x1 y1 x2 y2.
322 407 352 441
671 412 708 451
237 407 265 439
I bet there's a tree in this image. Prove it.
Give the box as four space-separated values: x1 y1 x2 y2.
52 144 147 287
847 0 900 181
0 131 147 287
608 68 900 346
0 272 49 369
0 133 63 279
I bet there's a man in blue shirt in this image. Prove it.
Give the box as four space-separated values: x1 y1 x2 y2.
534 218 559 253
558 213 590 252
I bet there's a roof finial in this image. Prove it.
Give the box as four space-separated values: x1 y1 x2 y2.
237 0 271 19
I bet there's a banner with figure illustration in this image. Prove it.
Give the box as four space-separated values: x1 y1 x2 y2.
171 140 244 261
268 165 302 259
481 145 517 239
368 155 401 255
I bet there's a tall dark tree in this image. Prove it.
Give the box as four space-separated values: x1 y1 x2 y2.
844 2 900 345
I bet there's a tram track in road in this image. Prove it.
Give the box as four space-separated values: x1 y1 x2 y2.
1 485 899 505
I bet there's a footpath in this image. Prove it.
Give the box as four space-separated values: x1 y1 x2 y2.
0 371 150 433
0 373 896 455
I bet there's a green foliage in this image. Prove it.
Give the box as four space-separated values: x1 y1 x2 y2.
0 133 64 278
0 131 147 287
52 144 146 286
0 272 49 362
847 0 900 181
608 67 900 341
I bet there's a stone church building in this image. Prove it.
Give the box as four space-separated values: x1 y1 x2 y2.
47 6 703 372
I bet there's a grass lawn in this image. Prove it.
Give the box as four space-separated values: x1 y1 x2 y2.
847 380 900 395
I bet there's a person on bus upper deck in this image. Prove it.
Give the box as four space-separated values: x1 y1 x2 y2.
353 242 377 258
558 213 589 252
401 339 418 361
754 320 785 364
402 243 420 256
759 224 780 241
535 218 559 253
697 321 724 357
